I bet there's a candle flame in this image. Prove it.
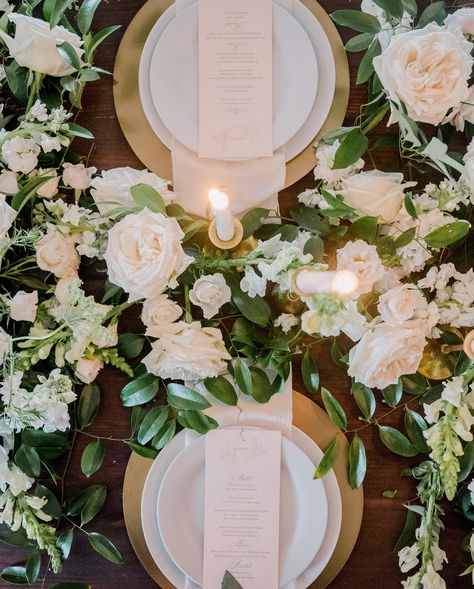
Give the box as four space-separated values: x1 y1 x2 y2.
332 270 359 297
209 189 229 212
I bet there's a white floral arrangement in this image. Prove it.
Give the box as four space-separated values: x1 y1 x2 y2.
0 1 472 588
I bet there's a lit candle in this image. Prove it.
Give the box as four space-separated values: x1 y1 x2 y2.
209 189 235 242
294 268 359 297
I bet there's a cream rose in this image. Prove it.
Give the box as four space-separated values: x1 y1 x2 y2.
143 321 231 381
35 168 60 198
62 163 96 190
348 321 427 389
377 285 428 326
336 240 384 297
90 167 173 216
0 193 16 243
141 295 182 331
445 85 474 132
0 14 83 77
189 273 231 319
340 171 416 223
75 357 103 384
9 290 38 322
36 228 79 278
0 171 18 195
373 24 473 126
445 8 474 36
104 209 193 301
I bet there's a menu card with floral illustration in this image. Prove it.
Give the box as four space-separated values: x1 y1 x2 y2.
198 0 273 159
203 429 281 589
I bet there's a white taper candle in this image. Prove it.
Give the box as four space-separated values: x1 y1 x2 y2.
209 189 235 242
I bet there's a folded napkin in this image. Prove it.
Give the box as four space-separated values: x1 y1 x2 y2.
170 0 296 217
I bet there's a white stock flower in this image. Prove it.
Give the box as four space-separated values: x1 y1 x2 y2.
0 14 83 77
240 267 267 298
104 209 193 301
36 227 79 278
445 8 474 36
373 24 473 126
8 291 38 322
441 376 464 408
2 136 40 174
90 167 172 216
74 356 103 384
336 240 384 297
29 100 48 122
35 168 59 198
313 140 364 185
420 563 446 589
0 171 18 195
0 193 16 244
62 162 96 190
274 313 299 333
143 321 231 381
0 446 32 496
339 171 416 223
398 544 420 573
141 294 182 331
462 138 474 196
348 321 426 389
189 273 231 319
0 329 9 365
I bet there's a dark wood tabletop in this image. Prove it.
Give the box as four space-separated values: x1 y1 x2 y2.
1 1 472 587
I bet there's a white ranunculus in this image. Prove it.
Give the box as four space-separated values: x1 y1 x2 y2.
62 162 96 190
377 284 427 326
0 171 18 195
0 193 16 243
141 294 182 330
2 136 40 174
336 240 384 297
90 167 173 216
373 24 473 126
189 273 231 319
104 209 193 301
445 8 474 36
444 85 474 131
313 140 364 185
143 321 231 381
35 168 60 198
75 357 103 384
36 227 80 278
340 171 416 223
347 321 427 389
0 14 84 77
9 290 38 322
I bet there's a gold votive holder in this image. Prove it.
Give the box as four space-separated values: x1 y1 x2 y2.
208 219 244 250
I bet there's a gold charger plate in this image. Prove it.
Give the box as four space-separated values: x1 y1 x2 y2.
113 0 349 189
123 391 363 588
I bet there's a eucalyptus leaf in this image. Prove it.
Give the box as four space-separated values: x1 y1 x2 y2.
404 409 430 454
240 208 269 239
303 235 324 262
348 435 367 489
130 406 146 436
88 532 123 565
130 183 166 213
77 384 101 429
25 549 41 584
348 216 378 243
137 406 169 445
373 0 403 19
313 438 338 479
204 377 238 406
330 339 348 369
81 440 105 478
301 351 320 395
351 382 375 420
120 373 159 407
167 383 211 410
321 388 347 430
417 1 446 28
404 193 418 220
378 426 419 457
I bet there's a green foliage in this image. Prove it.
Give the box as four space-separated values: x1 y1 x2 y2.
81 440 105 477
348 435 367 489
167 383 211 410
77 384 101 429
351 382 375 420
313 438 339 480
120 373 159 407
378 426 419 457
301 351 320 395
88 532 123 565
321 388 347 430
204 376 238 406
331 10 381 33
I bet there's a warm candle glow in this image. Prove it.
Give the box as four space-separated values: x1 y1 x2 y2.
208 188 235 242
294 267 359 298
331 270 359 297
209 189 230 212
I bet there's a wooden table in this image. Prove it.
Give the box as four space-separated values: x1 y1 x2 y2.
1 1 472 587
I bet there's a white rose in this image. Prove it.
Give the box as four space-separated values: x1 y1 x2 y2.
348 321 426 389
74 357 103 384
0 193 16 243
444 85 474 131
313 140 364 185
35 168 60 198
2 136 40 174
0 14 83 77
104 209 193 301
445 8 474 36
336 240 384 296
189 273 231 319
373 24 473 126
340 171 416 223
0 171 18 195
9 290 38 322
141 294 182 330
90 167 173 216
62 162 96 190
143 321 231 381
36 227 80 278
377 285 427 326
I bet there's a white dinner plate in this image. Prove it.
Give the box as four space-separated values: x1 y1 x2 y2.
157 431 328 586
138 0 335 163
149 2 318 156
141 426 342 589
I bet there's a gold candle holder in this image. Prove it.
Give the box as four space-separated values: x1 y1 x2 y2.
208 218 244 250
441 330 474 361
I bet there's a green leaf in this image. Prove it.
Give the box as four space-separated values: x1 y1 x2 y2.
130 183 165 213
232 291 271 326
130 406 146 436
351 382 375 420
291 205 331 234
313 438 338 479
5 62 28 104
86 24 121 57
185 411 218 434
66 122 94 139
330 339 348 369
235 359 252 395
222 570 244 589
357 39 381 84
321 388 347 430
424 221 470 249
15 444 41 478
81 440 105 478
78 0 102 34
117 333 145 360
49 584 90 589
240 208 269 239
378 426 419 457
151 420 176 450
34 484 61 519
348 216 378 243
56 528 74 560
458 442 474 483
120 373 159 407
373 0 403 19
331 10 381 33
382 490 398 498
402 373 427 396
88 532 123 565
0 526 34 549
345 32 374 52
250 367 274 404
401 0 417 17
417 1 446 28
301 351 319 394
348 435 367 489
68 484 107 526
25 550 41 584
129 442 158 460
137 406 170 445
167 383 211 411
404 409 430 454
0 566 27 584
11 176 53 212
48 0 74 28
303 235 324 262
404 193 418 220
394 227 417 249
382 381 403 407
394 508 418 552
57 42 81 71
332 128 368 170
77 384 101 429
204 377 238 406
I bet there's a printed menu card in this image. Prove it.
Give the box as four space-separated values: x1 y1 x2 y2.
198 0 273 159
203 429 281 589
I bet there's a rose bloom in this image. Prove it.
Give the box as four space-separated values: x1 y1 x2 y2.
336 239 384 297
75 357 103 384
445 85 474 132
373 24 473 125
339 171 416 223
143 321 231 381
36 227 79 278
348 321 427 389
62 163 96 190
104 208 193 301
445 8 474 37
141 294 182 330
9 290 38 322
377 284 427 327
189 273 231 319
35 168 60 198
0 171 18 195
0 193 16 243
0 14 83 77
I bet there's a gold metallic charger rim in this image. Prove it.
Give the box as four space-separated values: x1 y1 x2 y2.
123 391 364 589
113 0 349 191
